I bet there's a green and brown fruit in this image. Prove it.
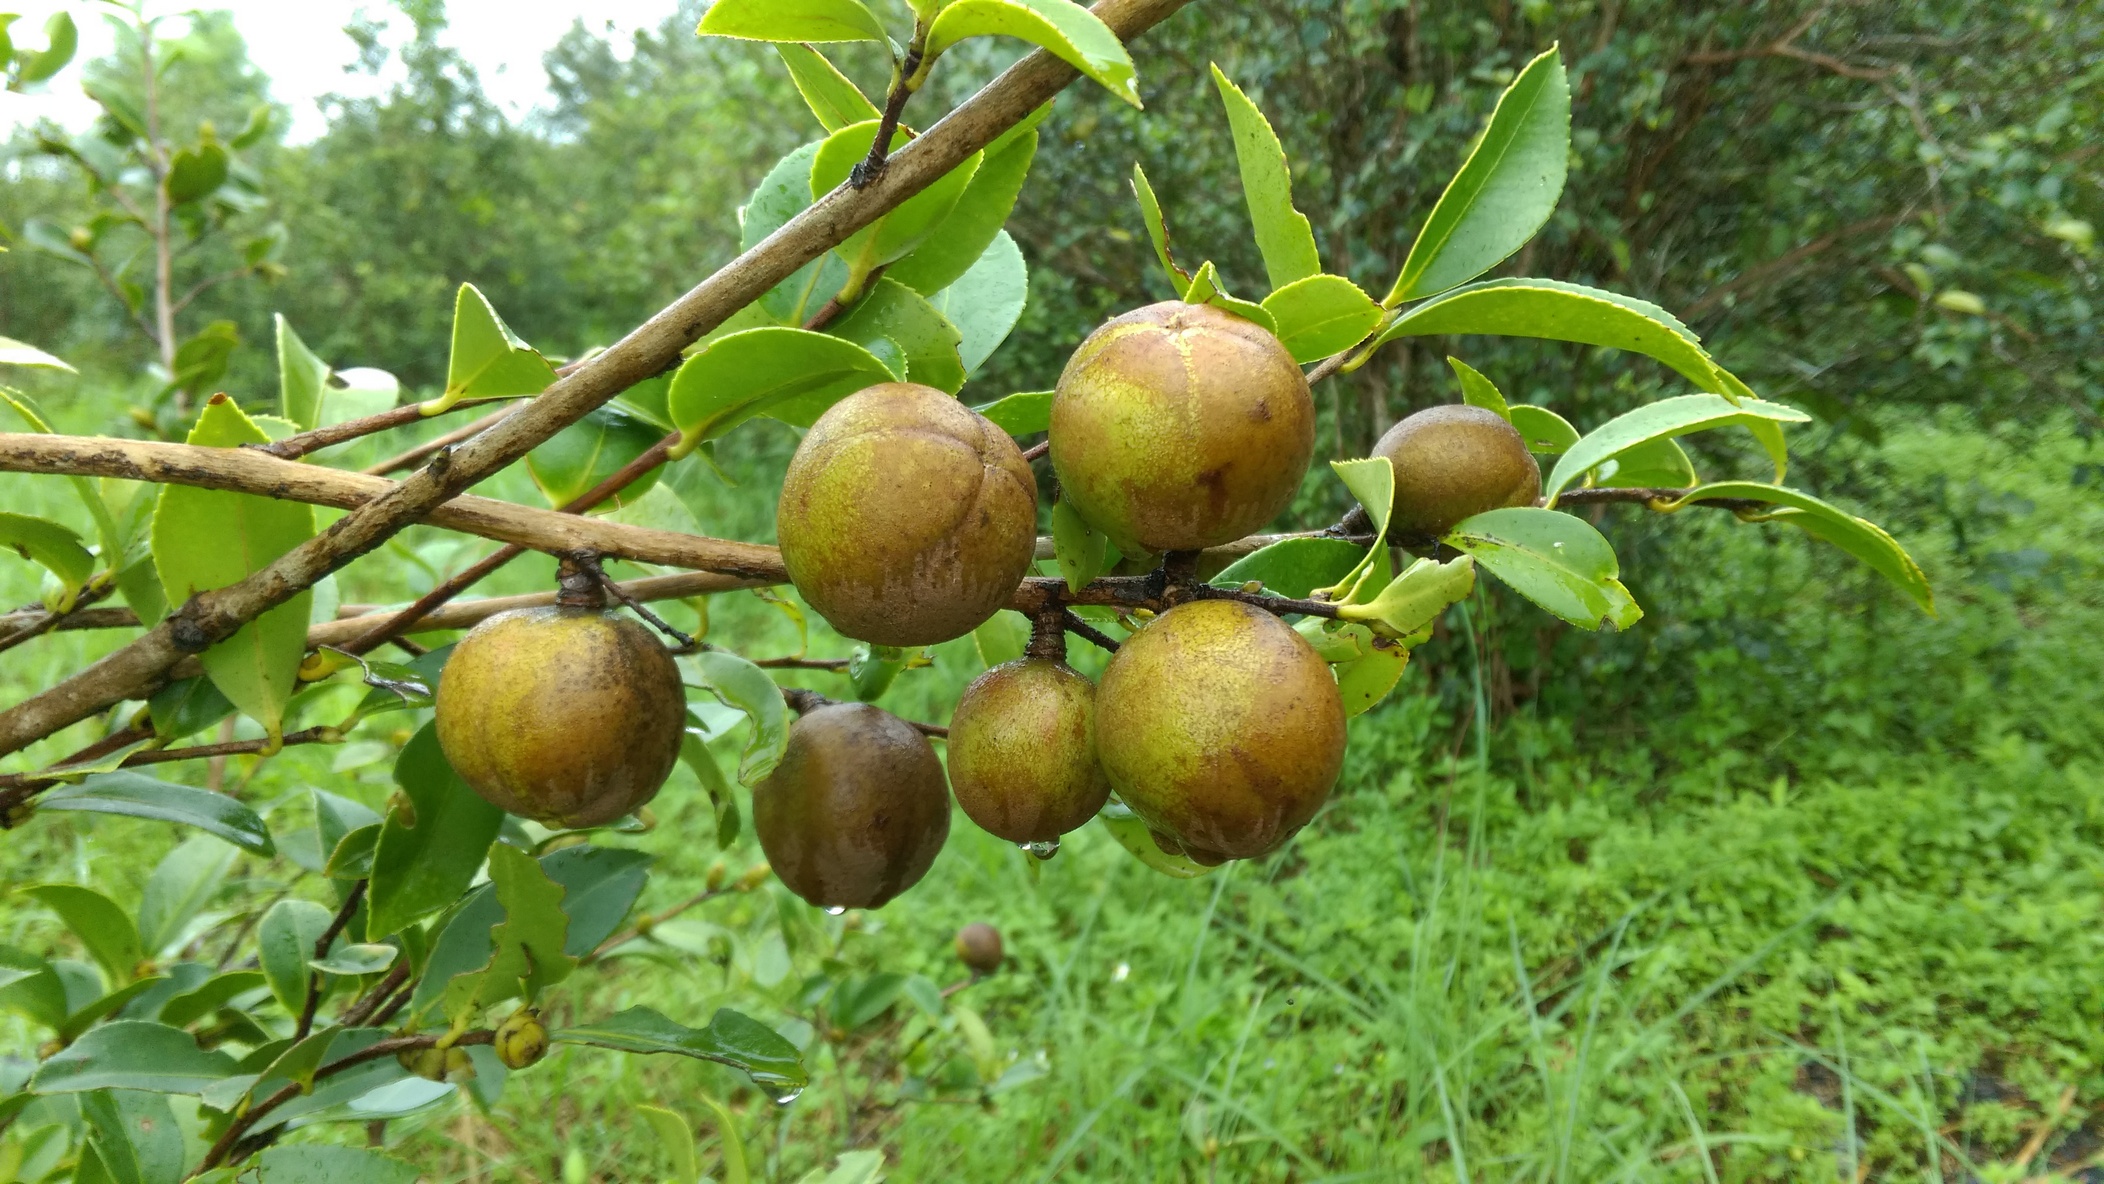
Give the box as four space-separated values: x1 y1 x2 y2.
494 1007 549 1070
777 382 1037 647
1374 404 1541 537
752 702 951 910
434 606 685 829
1095 598 1346 862
946 657 1113 844
1050 301 1315 554
955 922 1004 975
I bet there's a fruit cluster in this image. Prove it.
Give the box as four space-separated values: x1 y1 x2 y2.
433 300 1542 909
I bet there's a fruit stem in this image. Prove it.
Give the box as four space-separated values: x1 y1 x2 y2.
554 557 608 611
1027 608 1068 662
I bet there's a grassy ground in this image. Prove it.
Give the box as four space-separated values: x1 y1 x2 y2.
2 381 2100 1181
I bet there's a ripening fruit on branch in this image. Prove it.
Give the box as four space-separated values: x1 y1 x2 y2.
494 1007 549 1070
778 382 1038 647
1095 598 1345 862
1050 301 1315 554
1374 404 1541 537
947 657 1113 844
435 607 685 828
956 922 1004 975
752 702 951 910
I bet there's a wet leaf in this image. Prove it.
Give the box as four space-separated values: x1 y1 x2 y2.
552 1006 806 1097
1443 507 1641 631
38 773 275 857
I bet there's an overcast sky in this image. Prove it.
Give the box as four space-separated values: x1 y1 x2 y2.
3 0 684 141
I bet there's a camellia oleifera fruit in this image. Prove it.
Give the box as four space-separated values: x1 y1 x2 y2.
1374 403 1541 537
1095 599 1345 862
947 657 1113 844
752 702 951 910
435 607 685 828
777 382 1037 647
1050 301 1315 554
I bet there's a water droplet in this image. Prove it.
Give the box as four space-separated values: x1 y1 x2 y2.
771 1086 805 1105
1552 541 1565 548
824 906 846 916
1111 961 1131 983
1021 839 1060 860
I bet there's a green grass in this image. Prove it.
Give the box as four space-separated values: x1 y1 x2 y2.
3 393 2101 1182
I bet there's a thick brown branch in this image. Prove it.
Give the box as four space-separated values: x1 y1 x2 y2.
0 0 1196 760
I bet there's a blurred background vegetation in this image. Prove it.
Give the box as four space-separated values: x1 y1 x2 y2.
3 0 2101 1180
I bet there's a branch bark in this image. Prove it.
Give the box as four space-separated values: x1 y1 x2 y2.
0 0 1196 760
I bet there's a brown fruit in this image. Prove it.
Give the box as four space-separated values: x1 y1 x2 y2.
946 658 1113 844
1373 404 1541 537
752 702 951 909
435 607 685 829
1095 599 1345 861
955 922 1004 975
1050 301 1314 554
777 382 1037 647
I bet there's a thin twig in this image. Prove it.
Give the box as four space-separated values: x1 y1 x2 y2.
781 686 948 738
573 552 694 647
257 396 517 462
0 725 339 796
586 887 730 962
1019 440 1049 462
0 581 118 656
852 47 926 189
362 404 517 475
295 880 366 1040
1061 610 1121 654
338 962 410 1028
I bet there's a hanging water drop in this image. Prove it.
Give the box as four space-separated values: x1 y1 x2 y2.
824 905 846 916
1019 838 1060 860
771 1085 805 1105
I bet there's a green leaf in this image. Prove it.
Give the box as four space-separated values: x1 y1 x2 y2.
849 645 908 702
59 976 168 1045
29 1022 236 1094
688 652 790 786
310 944 395 976
259 899 335 1014
1388 46 1569 303
0 954 69 1031
1129 164 1190 293
1595 436 1696 489
1443 507 1641 631
0 335 76 371
696 1093 752 1184
323 824 380 880
971 389 1052 436
526 402 667 510
157 970 265 1029
165 141 228 204
925 231 1028 377
680 730 742 851
146 678 234 744
365 723 504 940
1376 278 1756 403
798 1150 887 1184
1447 357 1509 419
811 122 983 276
551 1006 806 1098
1180 261 1277 333
744 141 849 325
1209 65 1320 289
1319 457 1396 601
136 837 237 956
151 397 316 742
15 11 76 86
1336 641 1412 717
0 511 94 609
972 610 1030 668
2 387 126 564
1509 404 1579 454
1658 482 1934 614
699 0 887 43
1095 803 1216 879
230 103 272 150
37 773 275 857
830 278 967 394
1052 500 1113 594
774 44 880 131
251 1146 419 1184
1333 556 1477 640
1260 275 1382 364
21 884 139 985
275 315 331 431
1543 393 1808 503
431 283 558 411
80 1087 182 1184
442 842 576 1016
1210 538 1365 600
640 1104 701 1184
890 124 1040 296
926 0 1141 108
667 328 895 448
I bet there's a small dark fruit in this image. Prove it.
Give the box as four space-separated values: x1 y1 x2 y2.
1051 301 1315 554
1095 599 1346 861
947 658 1112 843
956 922 1004 975
435 607 685 829
777 382 1037 647
752 703 951 909
1373 403 1541 537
